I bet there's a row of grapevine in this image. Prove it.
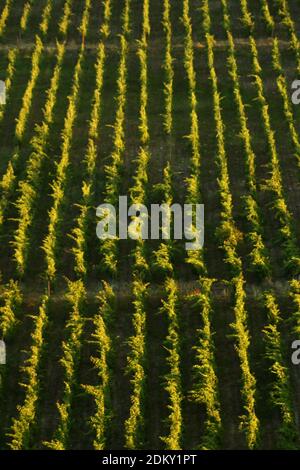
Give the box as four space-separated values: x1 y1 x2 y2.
222 1 270 277
137 0 150 145
70 0 112 278
38 0 56 38
262 292 298 449
124 0 149 449
59 0 73 37
155 3 184 449
289 279 300 335
78 0 92 45
162 0 173 135
20 1 34 32
182 0 205 273
159 278 182 450
0 0 13 37
42 0 92 282
40 0 53 36
239 0 254 32
83 282 114 450
152 164 174 276
7 295 49 450
124 279 148 449
259 0 275 32
0 47 17 123
157 4 185 447
13 41 66 276
153 0 174 275
189 278 222 450
248 35 300 275
231 274 260 448
0 280 22 419
100 0 131 275
15 35 44 141
0 280 21 338
45 281 86 449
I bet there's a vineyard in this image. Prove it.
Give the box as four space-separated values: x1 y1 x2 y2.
0 0 300 451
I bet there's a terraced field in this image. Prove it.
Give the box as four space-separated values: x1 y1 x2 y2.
0 0 300 450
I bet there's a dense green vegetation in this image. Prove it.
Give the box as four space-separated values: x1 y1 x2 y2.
0 0 299 450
